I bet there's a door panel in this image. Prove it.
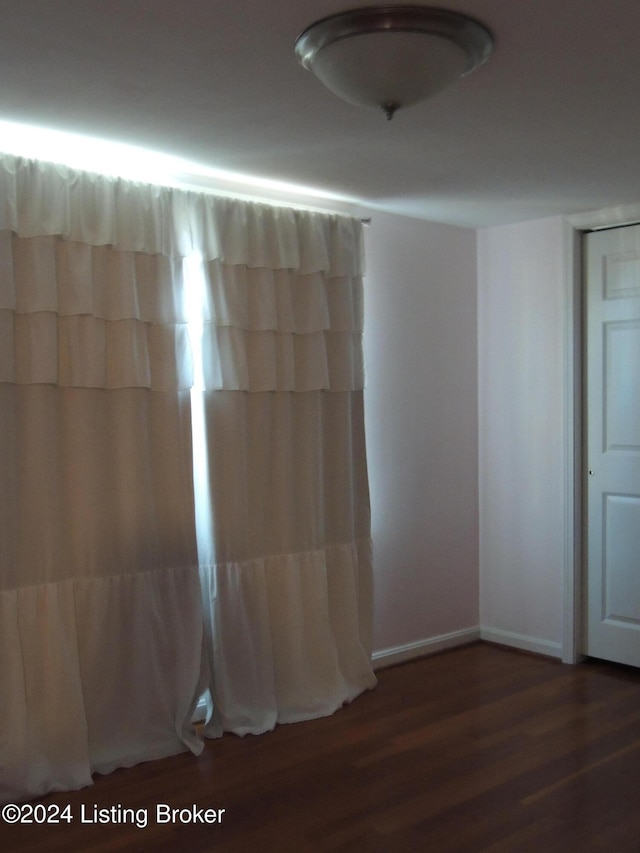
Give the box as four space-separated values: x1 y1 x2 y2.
604 321 640 449
585 225 640 667
602 494 640 622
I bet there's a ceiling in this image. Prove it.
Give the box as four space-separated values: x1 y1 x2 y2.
1 0 640 227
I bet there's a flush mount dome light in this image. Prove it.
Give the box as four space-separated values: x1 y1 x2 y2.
295 5 493 120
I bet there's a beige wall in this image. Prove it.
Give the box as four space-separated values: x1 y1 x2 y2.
477 215 573 657
363 211 479 657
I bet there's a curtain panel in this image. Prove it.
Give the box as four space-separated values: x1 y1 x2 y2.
196 221 375 736
0 153 375 803
0 158 204 804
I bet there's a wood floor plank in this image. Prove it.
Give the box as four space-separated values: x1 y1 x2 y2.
2 643 640 852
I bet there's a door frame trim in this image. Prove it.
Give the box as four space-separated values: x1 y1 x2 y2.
568 203 640 233
561 221 582 664
563 203 640 663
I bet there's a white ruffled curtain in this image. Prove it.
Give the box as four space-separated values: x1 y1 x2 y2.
0 154 375 804
0 157 204 804
196 221 376 736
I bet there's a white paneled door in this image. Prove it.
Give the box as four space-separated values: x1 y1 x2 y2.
585 225 640 668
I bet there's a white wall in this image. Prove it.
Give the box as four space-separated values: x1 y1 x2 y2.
477 216 573 657
363 211 479 659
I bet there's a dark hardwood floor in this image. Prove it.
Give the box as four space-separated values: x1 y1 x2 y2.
3 642 640 852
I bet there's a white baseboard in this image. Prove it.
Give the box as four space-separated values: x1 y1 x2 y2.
372 627 480 670
193 627 559 721
479 627 562 659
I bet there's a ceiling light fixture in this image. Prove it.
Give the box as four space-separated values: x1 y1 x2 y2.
295 5 493 120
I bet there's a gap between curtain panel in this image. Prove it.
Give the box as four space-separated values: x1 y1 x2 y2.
0 153 376 804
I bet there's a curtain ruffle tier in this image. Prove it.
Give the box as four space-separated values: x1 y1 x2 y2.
201 540 375 737
0 566 204 803
0 154 365 272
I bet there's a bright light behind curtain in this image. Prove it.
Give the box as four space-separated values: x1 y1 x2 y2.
0 152 376 804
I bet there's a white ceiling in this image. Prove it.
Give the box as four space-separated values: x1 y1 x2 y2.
1 0 640 227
